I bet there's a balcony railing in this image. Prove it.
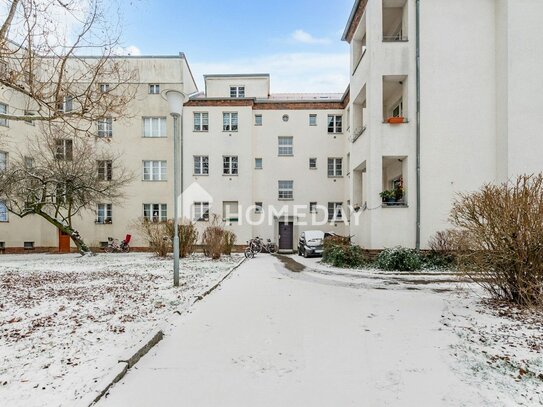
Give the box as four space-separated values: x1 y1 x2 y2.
352 48 367 76
383 35 408 42
349 126 367 143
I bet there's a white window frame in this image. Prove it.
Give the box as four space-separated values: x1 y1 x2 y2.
309 158 317 170
96 203 112 224
143 117 167 138
278 136 293 156
327 115 343 133
223 155 238 175
97 117 113 138
193 202 210 221
97 160 112 181
255 158 263 170
143 203 167 222
143 160 167 181
194 112 209 132
0 103 8 127
230 86 245 98
328 158 343 177
149 84 160 94
254 114 262 126
193 155 209 175
223 201 239 222
309 202 317 214
55 139 73 161
309 114 317 126
223 112 238 131
99 83 110 93
328 202 343 221
392 99 403 118
58 96 73 113
0 200 8 222
278 180 294 200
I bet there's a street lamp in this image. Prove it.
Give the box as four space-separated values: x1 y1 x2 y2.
165 90 185 287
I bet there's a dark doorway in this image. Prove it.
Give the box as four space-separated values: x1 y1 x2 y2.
278 222 294 251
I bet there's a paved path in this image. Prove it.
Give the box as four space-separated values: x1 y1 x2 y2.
98 255 496 407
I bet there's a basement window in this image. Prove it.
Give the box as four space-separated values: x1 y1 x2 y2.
24 241 35 250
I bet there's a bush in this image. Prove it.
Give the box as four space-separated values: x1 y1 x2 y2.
202 215 225 260
450 173 543 307
222 230 237 255
425 230 457 269
137 219 171 257
375 247 423 271
165 220 199 258
322 238 366 268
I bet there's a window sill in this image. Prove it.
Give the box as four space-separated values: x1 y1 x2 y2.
278 198 294 201
382 203 408 208
95 222 113 225
222 130 238 133
309 168 317 170
222 174 239 177
328 132 343 135
193 173 209 176
193 130 208 133
278 154 294 157
143 136 168 138
328 176 344 178
142 180 168 182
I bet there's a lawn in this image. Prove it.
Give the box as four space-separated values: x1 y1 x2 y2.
0 253 242 407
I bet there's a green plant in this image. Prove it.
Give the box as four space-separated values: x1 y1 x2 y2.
375 247 423 271
322 239 366 268
222 230 237 255
450 173 543 307
379 190 395 202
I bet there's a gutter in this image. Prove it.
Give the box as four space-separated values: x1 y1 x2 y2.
415 0 421 249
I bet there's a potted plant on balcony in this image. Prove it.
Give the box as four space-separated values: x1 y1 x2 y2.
387 116 405 124
380 190 396 203
394 185 405 203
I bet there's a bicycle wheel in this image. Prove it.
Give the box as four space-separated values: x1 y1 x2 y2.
244 247 254 258
103 246 113 253
268 244 278 254
251 241 263 254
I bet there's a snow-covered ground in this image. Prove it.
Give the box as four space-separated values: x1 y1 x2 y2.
0 252 242 407
98 254 542 407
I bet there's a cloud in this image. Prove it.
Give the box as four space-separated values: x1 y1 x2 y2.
191 52 350 93
113 45 142 56
291 29 331 45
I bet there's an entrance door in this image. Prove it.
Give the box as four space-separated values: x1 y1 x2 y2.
278 222 294 251
58 230 71 253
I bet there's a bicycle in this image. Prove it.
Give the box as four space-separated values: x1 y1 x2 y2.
248 237 277 255
103 234 131 253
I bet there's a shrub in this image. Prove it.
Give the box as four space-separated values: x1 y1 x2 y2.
450 173 543 307
202 215 225 260
322 238 366 268
375 247 423 271
222 230 237 255
136 219 171 257
426 230 457 269
165 220 199 258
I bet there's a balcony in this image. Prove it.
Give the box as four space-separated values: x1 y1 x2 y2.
383 75 408 124
382 0 408 42
380 156 408 208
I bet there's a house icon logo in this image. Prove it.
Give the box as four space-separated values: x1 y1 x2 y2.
179 182 214 221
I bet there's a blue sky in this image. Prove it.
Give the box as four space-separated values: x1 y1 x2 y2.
119 0 355 93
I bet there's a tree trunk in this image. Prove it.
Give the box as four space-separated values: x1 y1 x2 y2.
38 211 92 255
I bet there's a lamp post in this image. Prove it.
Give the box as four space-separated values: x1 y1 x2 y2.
165 90 185 287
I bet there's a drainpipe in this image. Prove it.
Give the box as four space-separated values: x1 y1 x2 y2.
415 0 421 250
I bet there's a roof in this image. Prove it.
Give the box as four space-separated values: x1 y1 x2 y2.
204 73 270 79
342 0 368 43
266 93 344 102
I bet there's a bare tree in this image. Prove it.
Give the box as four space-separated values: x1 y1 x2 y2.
0 126 133 254
0 0 137 134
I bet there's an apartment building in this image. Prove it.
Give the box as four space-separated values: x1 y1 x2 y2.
343 0 543 249
183 74 348 251
0 54 198 251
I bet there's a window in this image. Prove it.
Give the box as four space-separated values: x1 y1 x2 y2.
143 203 167 222
0 103 7 127
96 203 112 224
309 202 317 214
309 158 317 169
24 156 34 169
97 160 112 181
328 158 343 177
55 183 68 204
255 202 263 213
223 201 239 222
278 180 293 200
278 137 293 156
0 201 8 222
97 117 113 138
194 156 209 175
0 151 7 170
55 139 73 161
58 96 73 113
143 160 167 181
143 117 167 137
392 99 403 118
23 110 35 125
223 156 238 175
328 202 343 221
254 114 262 126
327 115 343 133
223 112 238 131
255 158 263 169
230 86 245 98
193 202 210 221
309 114 317 126
24 241 34 250
99 83 110 93
149 84 160 94
194 112 209 132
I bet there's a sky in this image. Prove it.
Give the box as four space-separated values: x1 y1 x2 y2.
118 0 355 93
